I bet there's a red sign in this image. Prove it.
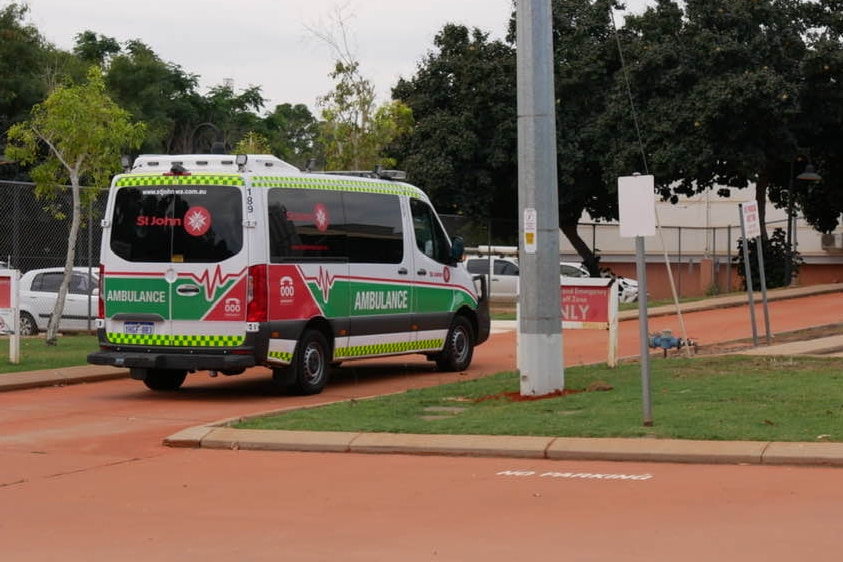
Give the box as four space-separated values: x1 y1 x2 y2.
560 284 611 324
0 275 11 309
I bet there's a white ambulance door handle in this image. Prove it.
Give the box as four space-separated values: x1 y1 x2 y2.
417 268 427 276
398 267 408 275
176 284 201 296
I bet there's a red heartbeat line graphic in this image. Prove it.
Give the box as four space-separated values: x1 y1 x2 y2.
309 266 336 303
185 265 242 299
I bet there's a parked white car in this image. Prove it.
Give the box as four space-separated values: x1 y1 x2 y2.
465 256 607 301
18 267 99 336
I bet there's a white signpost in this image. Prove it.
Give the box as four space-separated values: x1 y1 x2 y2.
0 270 21 364
618 174 656 427
739 202 771 346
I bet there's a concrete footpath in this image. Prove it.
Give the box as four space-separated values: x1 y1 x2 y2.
3 282 843 467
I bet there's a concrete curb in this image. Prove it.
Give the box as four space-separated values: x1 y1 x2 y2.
163 427 843 467
0 366 127 391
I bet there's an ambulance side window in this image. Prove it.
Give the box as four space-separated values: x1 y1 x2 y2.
410 198 450 264
344 192 403 264
268 189 346 261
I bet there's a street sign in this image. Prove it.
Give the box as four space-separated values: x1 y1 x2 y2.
741 200 762 239
0 270 20 363
523 207 537 254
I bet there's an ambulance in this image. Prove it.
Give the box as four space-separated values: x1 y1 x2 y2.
87 154 490 394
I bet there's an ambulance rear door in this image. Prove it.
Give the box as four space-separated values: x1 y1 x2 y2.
102 175 249 348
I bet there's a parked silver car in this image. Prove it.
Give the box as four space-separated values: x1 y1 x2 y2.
465 256 620 301
18 267 99 335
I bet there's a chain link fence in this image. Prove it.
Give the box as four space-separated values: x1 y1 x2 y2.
0 181 106 273
439 214 780 298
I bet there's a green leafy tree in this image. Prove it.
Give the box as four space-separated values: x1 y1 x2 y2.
544 0 624 274
605 0 838 233
5 66 146 344
789 0 843 233
319 60 413 170
309 8 413 171
233 131 272 154
393 24 517 229
102 39 202 153
0 3 50 165
263 103 322 168
72 30 120 65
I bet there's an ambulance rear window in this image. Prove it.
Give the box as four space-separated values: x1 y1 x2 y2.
109 185 243 263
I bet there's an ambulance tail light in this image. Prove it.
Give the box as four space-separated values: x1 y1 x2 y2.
97 264 105 319
247 265 267 322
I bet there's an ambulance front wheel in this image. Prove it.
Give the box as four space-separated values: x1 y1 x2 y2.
292 329 330 395
143 369 187 391
436 315 475 372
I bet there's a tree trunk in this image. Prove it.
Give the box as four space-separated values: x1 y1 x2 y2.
560 221 600 276
46 173 82 346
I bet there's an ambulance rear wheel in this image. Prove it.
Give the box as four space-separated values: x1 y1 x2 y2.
143 369 187 391
292 329 330 395
436 315 474 372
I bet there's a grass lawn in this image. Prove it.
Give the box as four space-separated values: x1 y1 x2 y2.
0 335 97 374
237 355 843 443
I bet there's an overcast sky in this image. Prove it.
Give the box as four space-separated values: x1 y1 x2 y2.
20 0 653 113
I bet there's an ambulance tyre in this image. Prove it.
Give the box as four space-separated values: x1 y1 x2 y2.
291 329 330 395
435 315 474 372
143 369 187 391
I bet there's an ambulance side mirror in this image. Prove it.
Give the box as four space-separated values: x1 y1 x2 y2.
450 237 465 264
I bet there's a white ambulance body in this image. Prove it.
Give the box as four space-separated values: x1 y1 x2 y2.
87 154 490 394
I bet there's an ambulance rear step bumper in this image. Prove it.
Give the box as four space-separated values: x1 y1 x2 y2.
87 350 256 372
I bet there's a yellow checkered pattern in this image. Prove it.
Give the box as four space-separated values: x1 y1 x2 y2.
268 351 293 362
106 333 245 347
251 176 423 199
335 338 443 358
115 174 244 187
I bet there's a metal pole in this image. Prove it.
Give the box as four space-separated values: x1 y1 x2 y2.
677 226 682 297
712 226 718 292
738 204 759 347
755 238 772 344
87 201 93 331
636 236 652 426
784 161 794 286
727 226 732 291
516 0 563 396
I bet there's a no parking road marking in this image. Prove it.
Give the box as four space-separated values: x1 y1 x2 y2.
497 469 653 482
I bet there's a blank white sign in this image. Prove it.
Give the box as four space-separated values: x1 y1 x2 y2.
618 175 656 238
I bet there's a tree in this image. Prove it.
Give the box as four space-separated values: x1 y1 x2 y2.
233 131 272 154
102 39 202 153
605 0 839 234
789 0 843 233
0 3 50 162
262 103 322 169
5 66 145 344
544 0 624 274
319 60 413 171
310 9 413 171
393 24 517 229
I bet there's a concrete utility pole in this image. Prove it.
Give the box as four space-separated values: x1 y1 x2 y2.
516 0 564 396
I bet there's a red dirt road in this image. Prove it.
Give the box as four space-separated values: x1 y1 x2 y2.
1 291 842 560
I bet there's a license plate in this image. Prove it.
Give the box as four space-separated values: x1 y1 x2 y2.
124 321 154 335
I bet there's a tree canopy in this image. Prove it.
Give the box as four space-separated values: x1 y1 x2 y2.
6 66 146 344
393 24 517 226
605 0 843 237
